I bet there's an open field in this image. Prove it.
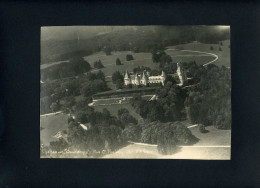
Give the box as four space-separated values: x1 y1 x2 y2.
103 125 231 159
84 51 152 66
40 113 68 146
189 125 231 146
41 41 229 74
89 56 158 76
169 40 230 67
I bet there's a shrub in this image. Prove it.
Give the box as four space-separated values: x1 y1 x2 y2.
126 54 134 61
116 58 122 65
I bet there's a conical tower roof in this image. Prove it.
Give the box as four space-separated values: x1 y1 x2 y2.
124 70 130 79
161 70 165 77
142 71 146 79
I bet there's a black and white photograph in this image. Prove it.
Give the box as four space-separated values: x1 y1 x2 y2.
40 26 231 159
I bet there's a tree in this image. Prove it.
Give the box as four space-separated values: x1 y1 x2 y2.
116 79 124 89
185 65 231 129
116 58 122 65
94 60 104 69
76 111 88 124
80 79 108 97
96 70 105 81
126 54 134 61
50 102 59 112
104 47 112 55
112 71 124 84
164 75 177 85
69 57 91 74
118 108 138 125
150 69 160 76
62 96 75 112
122 123 142 142
139 122 198 154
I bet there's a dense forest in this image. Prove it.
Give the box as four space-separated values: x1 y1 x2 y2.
40 70 108 114
184 64 231 129
41 57 91 81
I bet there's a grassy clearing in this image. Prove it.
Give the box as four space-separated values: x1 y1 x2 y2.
84 51 152 67
170 40 230 67
40 113 69 146
90 58 159 76
189 125 231 146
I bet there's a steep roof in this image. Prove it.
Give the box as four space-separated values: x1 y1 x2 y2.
124 70 130 79
161 70 165 77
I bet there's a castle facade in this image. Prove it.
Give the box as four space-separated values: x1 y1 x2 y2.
124 62 187 86
124 70 166 86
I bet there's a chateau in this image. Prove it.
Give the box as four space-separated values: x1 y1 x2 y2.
124 62 187 86
124 69 166 86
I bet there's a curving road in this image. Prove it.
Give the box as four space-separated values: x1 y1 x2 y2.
166 48 218 67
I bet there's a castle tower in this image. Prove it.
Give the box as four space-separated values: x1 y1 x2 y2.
177 62 187 85
124 70 131 85
134 73 140 85
161 70 166 86
140 71 148 86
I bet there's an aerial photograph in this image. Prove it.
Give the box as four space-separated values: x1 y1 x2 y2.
40 26 231 159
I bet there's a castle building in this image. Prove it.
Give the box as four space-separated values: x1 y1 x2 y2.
176 62 187 85
124 62 186 87
124 70 166 86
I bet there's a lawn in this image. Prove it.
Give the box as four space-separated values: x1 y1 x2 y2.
103 125 231 159
87 53 158 76
189 125 231 146
168 40 230 67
